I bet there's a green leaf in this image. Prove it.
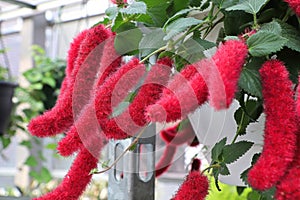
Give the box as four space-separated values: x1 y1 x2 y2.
164 17 203 40
193 38 216 50
223 10 253 35
163 8 197 29
219 163 230 176
111 102 130 117
276 20 300 52
89 168 99 175
247 190 261 200
105 6 119 20
226 0 270 14
24 156 38 167
212 168 222 191
239 59 263 98
139 28 167 57
211 138 227 162
20 140 32 149
173 0 189 12
236 186 246 196
260 21 282 35
129 143 137 151
139 0 168 8
42 77 56 88
120 1 147 15
114 23 143 55
45 143 57 150
0 136 11 149
234 99 263 136
147 3 169 27
222 141 254 164
176 38 207 63
40 167 52 183
213 0 239 9
247 31 287 57
23 69 42 83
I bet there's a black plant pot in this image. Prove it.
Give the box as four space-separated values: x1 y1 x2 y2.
0 81 17 135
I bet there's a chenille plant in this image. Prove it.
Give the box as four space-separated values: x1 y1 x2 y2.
27 0 300 199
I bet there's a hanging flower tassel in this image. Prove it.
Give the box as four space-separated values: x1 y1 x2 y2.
102 57 172 139
171 159 209 200
284 0 300 16
29 25 114 137
155 120 196 177
146 59 209 122
275 76 300 200
248 60 298 191
33 148 99 200
57 58 145 156
208 39 248 110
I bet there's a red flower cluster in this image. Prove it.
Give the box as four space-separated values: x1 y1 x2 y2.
28 24 113 137
208 39 248 110
34 148 98 200
146 60 208 122
275 76 300 200
155 120 196 177
248 60 298 190
111 0 127 5
171 159 209 200
147 39 248 122
102 57 172 139
285 0 300 16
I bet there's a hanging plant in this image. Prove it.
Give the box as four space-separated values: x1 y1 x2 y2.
27 0 300 199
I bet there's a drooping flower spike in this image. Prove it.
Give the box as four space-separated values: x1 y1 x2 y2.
57 58 145 157
248 60 298 191
208 39 248 110
102 57 172 139
33 148 99 200
29 25 113 137
155 120 196 177
171 159 209 200
58 57 172 156
275 76 300 200
285 0 300 16
146 60 209 122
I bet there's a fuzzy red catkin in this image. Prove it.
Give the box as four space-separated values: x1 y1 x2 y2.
275 76 300 200
57 35 121 157
248 60 298 191
58 58 145 156
208 39 248 110
33 148 99 200
28 25 112 137
102 57 172 139
285 0 300 16
171 159 209 200
147 62 208 122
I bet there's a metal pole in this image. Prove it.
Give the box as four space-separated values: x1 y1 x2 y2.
108 124 156 200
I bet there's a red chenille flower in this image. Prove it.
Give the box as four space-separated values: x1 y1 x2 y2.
111 0 127 5
285 0 300 16
58 58 145 156
146 62 208 122
102 57 172 139
29 25 113 137
33 148 99 200
208 39 248 110
275 76 300 200
248 60 298 191
172 160 209 200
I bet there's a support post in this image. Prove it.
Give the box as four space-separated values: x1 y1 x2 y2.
108 124 156 200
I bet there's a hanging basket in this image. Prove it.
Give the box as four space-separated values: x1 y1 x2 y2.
0 81 17 135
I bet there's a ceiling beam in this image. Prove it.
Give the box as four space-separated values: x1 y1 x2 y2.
0 0 36 9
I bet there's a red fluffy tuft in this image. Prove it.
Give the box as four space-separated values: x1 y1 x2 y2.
33 148 98 200
172 171 209 200
285 0 300 16
248 60 298 190
208 39 248 110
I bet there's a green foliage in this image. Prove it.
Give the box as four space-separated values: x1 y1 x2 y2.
226 0 270 14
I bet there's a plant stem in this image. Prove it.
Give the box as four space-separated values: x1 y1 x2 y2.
139 46 167 63
201 163 221 174
93 126 147 174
